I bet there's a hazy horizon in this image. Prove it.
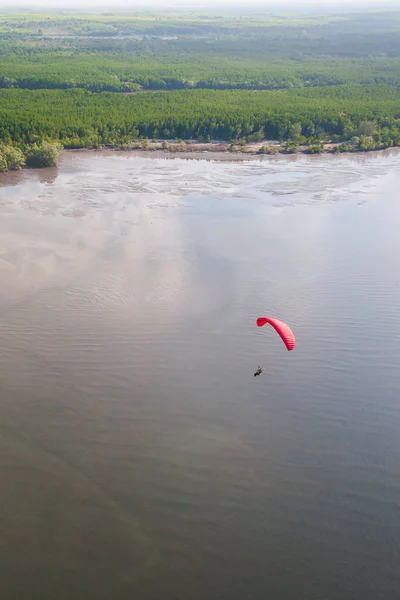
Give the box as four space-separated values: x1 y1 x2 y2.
0 0 399 11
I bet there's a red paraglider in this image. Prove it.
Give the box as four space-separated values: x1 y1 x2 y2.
256 317 296 351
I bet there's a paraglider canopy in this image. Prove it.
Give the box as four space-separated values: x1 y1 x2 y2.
256 317 296 351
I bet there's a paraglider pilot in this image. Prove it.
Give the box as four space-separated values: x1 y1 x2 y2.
253 316 295 378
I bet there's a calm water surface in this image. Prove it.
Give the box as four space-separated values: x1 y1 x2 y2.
0 150 400 600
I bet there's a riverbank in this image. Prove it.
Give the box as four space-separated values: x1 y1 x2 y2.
66 138 396 161
1 138 397 177
101 139 339 155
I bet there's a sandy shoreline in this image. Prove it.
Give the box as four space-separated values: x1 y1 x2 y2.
64 139 398 162
73 139 337 158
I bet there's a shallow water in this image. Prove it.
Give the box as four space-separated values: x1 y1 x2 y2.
0 150 400 600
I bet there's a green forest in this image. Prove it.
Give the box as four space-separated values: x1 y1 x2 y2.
3 10 400 92
2 86 400 144
1 7 400 167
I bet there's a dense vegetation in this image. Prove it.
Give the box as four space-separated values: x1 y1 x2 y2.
2 10 400 92
0 141 62 171
1 7 400 165
1 86 399 151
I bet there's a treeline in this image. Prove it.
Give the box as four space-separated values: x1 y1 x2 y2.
2 10 400 94
4 10 400 57
1 50 400 92
1 86 400 150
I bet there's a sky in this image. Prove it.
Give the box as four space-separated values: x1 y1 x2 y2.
0 0 398 8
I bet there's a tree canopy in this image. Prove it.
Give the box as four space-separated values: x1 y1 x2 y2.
1 8 400 158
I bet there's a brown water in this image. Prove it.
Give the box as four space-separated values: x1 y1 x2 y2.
0 150 400 600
